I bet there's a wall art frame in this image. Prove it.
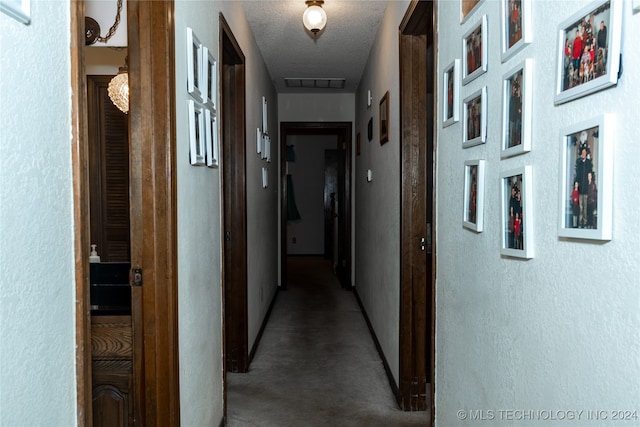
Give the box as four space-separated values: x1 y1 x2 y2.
262 96 269 135
201 46 217 108
501 59 533 158
188 99 206 166
500 0 532 62
367 117 373 142
463 86 487 148
204 108 219 168
186 27 203 101
463 159 485 232
379 91 390 145
558 114 612 240
500 165 533 259
461 0 483 23
462 14 488 85
554 0 622 105
443 59 461 127
0 0 29 24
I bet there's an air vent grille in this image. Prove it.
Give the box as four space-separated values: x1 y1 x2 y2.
284 78 346 89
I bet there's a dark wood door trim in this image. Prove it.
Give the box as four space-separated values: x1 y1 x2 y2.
220 12 249 381
279 122 352 289
398 0 435 416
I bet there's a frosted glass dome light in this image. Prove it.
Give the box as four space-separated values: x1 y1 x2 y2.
302 2 327 35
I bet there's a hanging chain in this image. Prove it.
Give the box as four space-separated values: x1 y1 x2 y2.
96 0 123 43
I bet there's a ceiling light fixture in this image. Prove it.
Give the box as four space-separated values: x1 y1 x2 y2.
108 57 129 114
302 0 327 36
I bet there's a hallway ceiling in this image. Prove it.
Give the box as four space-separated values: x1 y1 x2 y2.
241 0 388 93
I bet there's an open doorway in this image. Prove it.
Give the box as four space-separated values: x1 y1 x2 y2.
280 122 352 290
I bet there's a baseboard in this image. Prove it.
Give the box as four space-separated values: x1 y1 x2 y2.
353 288 401 406
248 287 280 363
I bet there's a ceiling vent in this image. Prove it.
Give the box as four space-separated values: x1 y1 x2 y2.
284 77 346 89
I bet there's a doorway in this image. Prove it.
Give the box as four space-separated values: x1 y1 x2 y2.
398 0 436 418
72 1 180 425
280 122 352 290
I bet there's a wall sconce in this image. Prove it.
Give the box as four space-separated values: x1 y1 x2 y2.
302 0 327 36
108 57 129 114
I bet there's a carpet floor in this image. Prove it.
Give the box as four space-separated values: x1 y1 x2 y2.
226 256 430 426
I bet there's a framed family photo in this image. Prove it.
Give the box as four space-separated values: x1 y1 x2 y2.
462 14 488 85
461 0 483 23
201 46 217 107
555 0 622 105
558 115 612 240
501 59 533 158
463 159 485 232
379 91 390 145
463 86 487 148
188 99 206 166
204 108 219 168
443 59 460 128
500 165 533 259
500 0 532 62
186 27 203 101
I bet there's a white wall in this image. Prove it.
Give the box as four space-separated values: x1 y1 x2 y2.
435 1 640 425
353 0 410 387
174 2 278 424
0 1 77 425
286 134 339 255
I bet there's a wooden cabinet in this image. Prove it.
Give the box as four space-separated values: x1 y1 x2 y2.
91 315 134 426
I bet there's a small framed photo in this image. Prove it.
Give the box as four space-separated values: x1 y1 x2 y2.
463 159 485 232
262 96 269 135
204 108 219 168
264 135 271 162
262 167 268 189
379 91 390 145
367 117 373 142
443 59 461 127
501 59 533 158
201 46 217 108
186 28 203 101
461 0 483 24
558 115 612 240
0 0 30 24
256 128 262 155
462 15 488 85
555 0 622 105
187 100 206 166
500 165 534 258
501 0 532 62
463 86 487 148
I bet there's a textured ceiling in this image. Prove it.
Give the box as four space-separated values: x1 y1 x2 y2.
242 0 388 93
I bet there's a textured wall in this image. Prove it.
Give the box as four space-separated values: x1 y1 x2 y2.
435 1 640 425
354 0 411 387
0 1 77 425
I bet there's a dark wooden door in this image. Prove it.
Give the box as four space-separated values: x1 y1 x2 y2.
398 0 434 414
220 14 248 375
323 149 338 260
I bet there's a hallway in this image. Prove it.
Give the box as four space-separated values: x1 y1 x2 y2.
227 257 430 426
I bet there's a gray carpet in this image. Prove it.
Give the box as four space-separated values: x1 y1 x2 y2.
227 256 430 426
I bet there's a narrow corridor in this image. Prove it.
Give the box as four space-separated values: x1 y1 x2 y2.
227 256 430 426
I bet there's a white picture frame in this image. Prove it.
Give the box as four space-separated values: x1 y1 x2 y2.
262 96 269 135
443 59 461 127
501 59 533 158
204 108 219 168
262 167 268 189
634 0 640 13
0 0 30 24
500 0 532 62
558 115 613 240
554 0 622 105
264 135 271 163
463 159 485 232
201 46 217 108
187 100 206 166
462 14 488 85
257 128 263 155
500 165 534 259
461 0 484 24
462 86 487 148
186 27 204 101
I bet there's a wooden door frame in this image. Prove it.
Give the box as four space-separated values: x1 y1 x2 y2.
279 122 352 290
398 0 436 420
72 1 180 425
220 12 249 381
